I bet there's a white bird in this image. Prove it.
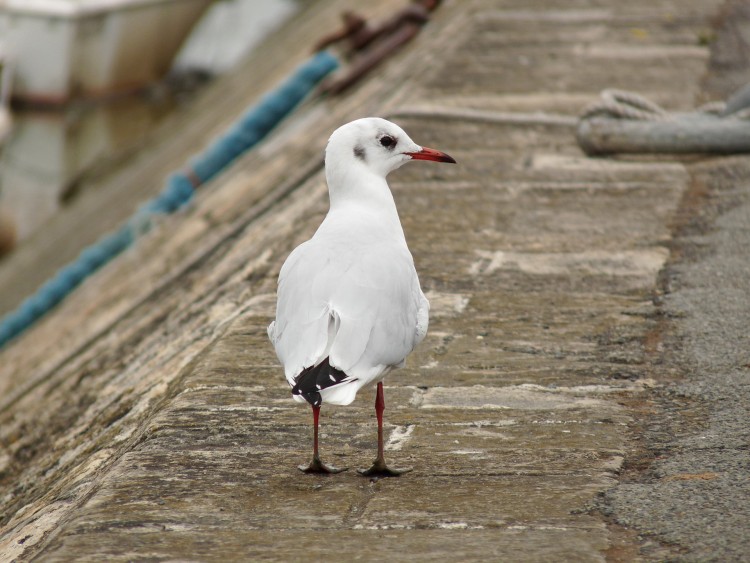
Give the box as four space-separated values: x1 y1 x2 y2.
268 117 455 476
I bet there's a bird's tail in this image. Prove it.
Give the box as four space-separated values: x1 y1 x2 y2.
292 357 350 406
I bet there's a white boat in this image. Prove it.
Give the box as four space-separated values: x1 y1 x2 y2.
173 0 296 74
0 0 212 104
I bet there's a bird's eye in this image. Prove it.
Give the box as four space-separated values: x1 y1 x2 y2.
380 135 395 148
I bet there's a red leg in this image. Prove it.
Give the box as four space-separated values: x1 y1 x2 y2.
313 404 321 458
358 382 412 478
299 404 346 474
375 381 385 461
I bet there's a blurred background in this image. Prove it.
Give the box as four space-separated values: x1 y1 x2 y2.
0 0 298 256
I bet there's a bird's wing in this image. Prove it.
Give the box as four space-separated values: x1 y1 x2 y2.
327 241 426 376
268 238 427 385
269 240 331 386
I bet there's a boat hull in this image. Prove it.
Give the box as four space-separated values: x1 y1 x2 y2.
0 0 212 104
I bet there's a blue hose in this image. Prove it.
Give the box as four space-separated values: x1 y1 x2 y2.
0 51 338 349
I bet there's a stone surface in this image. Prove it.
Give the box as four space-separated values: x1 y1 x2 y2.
0 0 743 561
601 157 750 562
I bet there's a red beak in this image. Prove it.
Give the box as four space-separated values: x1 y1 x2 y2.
405 147 457 164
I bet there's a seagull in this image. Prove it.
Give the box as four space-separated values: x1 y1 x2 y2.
268 117 455 476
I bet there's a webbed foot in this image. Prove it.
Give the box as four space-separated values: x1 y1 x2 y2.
299 455 347 474
357 457 412 478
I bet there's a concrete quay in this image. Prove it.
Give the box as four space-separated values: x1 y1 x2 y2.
2 1 748 560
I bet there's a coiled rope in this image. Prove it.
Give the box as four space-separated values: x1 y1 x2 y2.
577 86 750 155
580 88 750 121
0 51 338 349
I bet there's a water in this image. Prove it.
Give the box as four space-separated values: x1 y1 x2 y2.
0 96 176 242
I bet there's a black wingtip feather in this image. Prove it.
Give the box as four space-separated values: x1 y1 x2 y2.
292 358 349 406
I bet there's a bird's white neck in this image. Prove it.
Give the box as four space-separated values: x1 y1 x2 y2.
325 159 405 236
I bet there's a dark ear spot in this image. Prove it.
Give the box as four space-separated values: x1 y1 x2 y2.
353 144 366 161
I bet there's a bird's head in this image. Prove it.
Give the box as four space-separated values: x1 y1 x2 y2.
325 117 456 179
